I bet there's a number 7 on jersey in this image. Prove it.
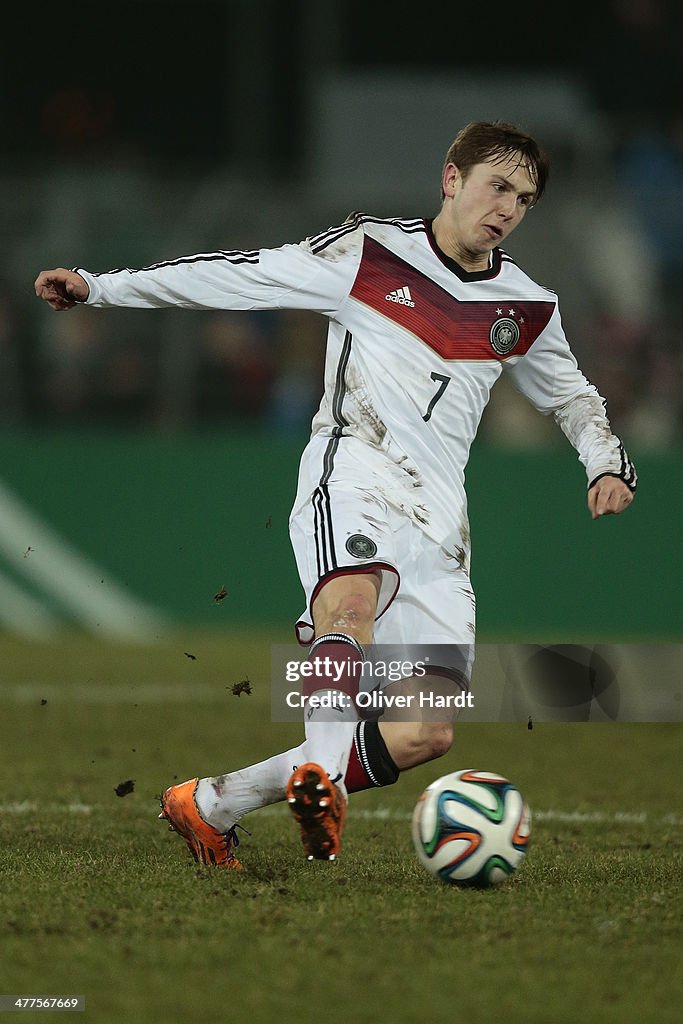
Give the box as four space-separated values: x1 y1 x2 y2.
422 372 451 422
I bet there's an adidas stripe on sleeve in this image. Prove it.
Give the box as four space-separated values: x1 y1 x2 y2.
78 223 366 316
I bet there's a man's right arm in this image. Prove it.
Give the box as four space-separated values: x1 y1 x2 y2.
34 228 364 318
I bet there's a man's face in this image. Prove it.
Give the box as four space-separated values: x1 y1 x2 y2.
442 155 536 258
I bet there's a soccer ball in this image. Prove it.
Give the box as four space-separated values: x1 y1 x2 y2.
411 769 531 887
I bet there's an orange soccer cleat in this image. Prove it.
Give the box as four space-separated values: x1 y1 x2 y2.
286 762 347 861
159 777 241 868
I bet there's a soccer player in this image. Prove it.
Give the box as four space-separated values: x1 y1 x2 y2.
35 121 636 866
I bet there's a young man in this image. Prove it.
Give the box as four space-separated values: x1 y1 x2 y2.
35 121 636 867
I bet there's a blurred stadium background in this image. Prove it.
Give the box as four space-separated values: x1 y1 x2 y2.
1 8 682 1022
0 0 681 642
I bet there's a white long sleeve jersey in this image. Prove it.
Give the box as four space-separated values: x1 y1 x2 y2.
79 213 636 560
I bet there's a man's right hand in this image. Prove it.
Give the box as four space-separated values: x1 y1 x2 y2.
34 268 89 310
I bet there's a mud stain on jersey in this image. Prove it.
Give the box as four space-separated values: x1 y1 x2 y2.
555 393 616 449
442 528 469 570
317 240 356 261
360 511 385 535
373 489 431 526
313 217 363 262
345 363 388 445
397 454 423 487
444 544 467 569
413 504 430 525
358 397 387 444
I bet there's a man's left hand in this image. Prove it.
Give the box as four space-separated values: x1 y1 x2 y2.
588 476 634 519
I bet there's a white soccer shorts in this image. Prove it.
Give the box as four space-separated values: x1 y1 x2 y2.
289 481 475 683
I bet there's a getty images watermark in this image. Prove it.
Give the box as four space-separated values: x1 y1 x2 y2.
270 644 683 723
272 644 474 722
284 655 474 714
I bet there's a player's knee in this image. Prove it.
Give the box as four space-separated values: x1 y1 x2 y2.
402 722 453 763
380 720 455 772
423 723 454 760
334 590 376 629
314 588 377 640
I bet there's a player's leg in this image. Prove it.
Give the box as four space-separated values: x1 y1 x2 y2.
188 572 379 827
159 678 456 865
300 569 380 780
159 776 244 868
161 482 397 865
160 573 381 865
342 518 476 798
343 679 463 795
380 716 455 769
282 482 402 858
285 570 380 859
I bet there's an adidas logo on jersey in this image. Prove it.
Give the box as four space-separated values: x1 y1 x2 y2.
385 286 415 308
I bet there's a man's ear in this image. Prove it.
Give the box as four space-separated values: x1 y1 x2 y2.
442 162 461 199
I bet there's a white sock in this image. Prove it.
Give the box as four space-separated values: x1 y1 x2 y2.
194 707 359 832
303 688 358 785
195 741 307 831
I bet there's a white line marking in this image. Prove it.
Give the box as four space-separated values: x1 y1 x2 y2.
0 802 679 827
0 801 94 815
0 683 229 703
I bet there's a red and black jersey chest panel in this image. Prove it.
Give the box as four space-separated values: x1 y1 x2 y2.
349 235 555 361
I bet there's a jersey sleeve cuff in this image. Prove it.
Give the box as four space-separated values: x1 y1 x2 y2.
71 268 98 304
588 470 637 494
587 441 637 493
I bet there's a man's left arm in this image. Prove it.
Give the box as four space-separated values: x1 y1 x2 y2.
503 306 637 516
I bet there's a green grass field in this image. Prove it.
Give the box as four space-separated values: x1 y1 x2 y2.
1 631 681 1024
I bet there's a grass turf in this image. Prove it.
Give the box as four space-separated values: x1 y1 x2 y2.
0 631 681 1024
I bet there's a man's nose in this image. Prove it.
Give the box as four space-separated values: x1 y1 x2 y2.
498 194 517 220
